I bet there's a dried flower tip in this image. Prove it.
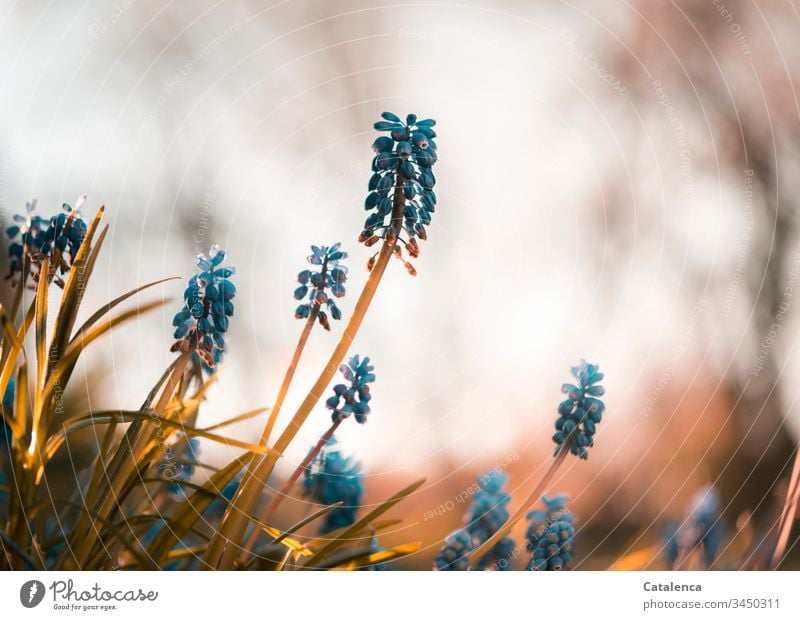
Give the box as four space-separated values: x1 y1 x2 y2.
406 238 420 258
366 256 377 271
404 261 417 276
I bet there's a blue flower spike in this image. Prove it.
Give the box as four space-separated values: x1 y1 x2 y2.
325 355 375 424
526 495 576 571
171 244 236 368
302 439 364 534
664 486 725 568
466 472 511 545
433 529 473 571
434 470 515 571
362 112 438 274
294 243 348 331
552 360 605 459
5 200 88 288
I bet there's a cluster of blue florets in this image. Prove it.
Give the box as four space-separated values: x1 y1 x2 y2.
433 471 516 571
526 495 576 571
171 245 236 368
5 201 88 287
553 360 605 459
361 112 438 270
325 355 375 424
294 244 348 331
468 472 516 571
664 486 725 568
433 528 472 571
466 472 511 544
303 441 364 534
476 535 517 572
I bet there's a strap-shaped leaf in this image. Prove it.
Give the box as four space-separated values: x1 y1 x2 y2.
49 209 106 363
148 454 251 565
323 542 421 570
304 477 425 567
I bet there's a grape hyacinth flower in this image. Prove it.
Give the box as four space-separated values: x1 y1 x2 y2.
325 355 375 424
5 200 88 288
552 360 605 459
433 529 473 571
171 245 236 368
526 494 576 571
434 471 514 571
475 535 516 571
302 440 364 534
294 243 348 331
362 112 438 273
466 472 511 545
664 486 725 568
467 472 514 570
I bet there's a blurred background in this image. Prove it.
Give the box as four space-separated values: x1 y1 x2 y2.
1 0 799 568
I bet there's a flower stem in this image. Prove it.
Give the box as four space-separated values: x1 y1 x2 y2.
259 306 319 446
469 444 571 567
205 170 406 570
241 418 341 557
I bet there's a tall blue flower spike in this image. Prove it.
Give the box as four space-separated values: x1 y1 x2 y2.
361 112 438 274
433 529 473 571
663 486 725 568
5 200 88 288
302 439 364 534
171 245 236 368
325 355 375 424
294 243 348 331
526 495 576 571
552 360 605 459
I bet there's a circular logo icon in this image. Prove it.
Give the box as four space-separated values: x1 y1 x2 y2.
20 580 45 608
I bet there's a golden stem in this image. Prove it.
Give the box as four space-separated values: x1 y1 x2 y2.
205 170 406 569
